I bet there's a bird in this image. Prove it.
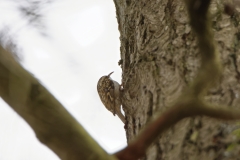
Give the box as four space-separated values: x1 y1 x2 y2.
97 72 125 123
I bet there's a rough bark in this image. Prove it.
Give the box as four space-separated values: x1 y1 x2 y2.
114 0 240 159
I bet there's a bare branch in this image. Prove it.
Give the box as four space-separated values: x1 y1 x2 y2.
0 46 115 160
199 103 240 120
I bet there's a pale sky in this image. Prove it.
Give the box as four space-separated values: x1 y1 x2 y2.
0 0 126 159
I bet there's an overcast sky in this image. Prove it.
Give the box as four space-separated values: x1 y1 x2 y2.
0 0 126 159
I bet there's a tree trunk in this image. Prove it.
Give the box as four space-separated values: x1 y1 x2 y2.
114 0 240 159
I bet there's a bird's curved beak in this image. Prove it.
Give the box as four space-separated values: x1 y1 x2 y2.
108 71 114 77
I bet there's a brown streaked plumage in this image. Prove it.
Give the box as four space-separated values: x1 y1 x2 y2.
97 72 125 123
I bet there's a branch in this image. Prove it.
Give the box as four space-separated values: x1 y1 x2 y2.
115 98 240 160
0 46 115 160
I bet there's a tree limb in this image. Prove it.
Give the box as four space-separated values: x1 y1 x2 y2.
0 46 115 160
